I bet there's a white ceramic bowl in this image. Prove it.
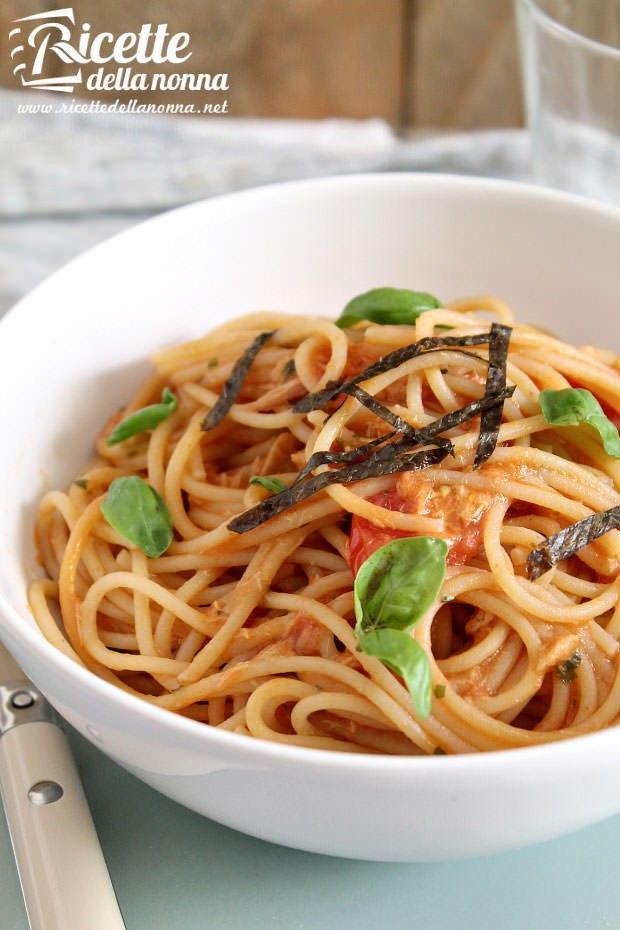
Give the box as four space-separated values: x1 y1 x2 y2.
1 174 620 862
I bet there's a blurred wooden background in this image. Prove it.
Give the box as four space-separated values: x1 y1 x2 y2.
2 0 523 127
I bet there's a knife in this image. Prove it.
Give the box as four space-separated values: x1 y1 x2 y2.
0 641 126 930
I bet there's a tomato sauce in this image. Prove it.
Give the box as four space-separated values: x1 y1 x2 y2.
348 478 499 575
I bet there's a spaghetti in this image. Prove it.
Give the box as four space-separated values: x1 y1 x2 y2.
28 294 620 754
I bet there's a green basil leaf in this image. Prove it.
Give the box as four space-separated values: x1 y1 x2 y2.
539 388 620 458
101 476 173 557
282 358 296 380
556 652 581 684
335 287 441 329
358 629 432 718
354 536 448 637
353 537 446 717
249 475 288 495
107 387 178 446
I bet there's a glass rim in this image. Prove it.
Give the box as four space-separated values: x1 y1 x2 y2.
518 0 620 60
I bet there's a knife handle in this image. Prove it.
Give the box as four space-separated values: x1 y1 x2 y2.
0 683 125 930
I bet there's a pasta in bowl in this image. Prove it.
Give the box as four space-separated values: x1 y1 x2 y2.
29 291 620 756
1 173 620 859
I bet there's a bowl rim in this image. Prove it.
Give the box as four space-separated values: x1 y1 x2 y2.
2 170 620 775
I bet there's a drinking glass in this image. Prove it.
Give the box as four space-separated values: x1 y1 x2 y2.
516 0 620 204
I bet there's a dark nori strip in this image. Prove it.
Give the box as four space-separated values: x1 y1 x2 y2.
229 387 513 533
346 384 454 452
294 333 494 413
473 323 512 469
229 444 451 533
293 378 346 414
347 385 418 437
327 384 515 469
412 386 515 448
228 334 515 534
201 330 275 431
292 433 397 485
285 386 515 491
526 506 620 580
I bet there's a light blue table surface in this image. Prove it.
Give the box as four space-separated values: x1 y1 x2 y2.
2 99 618 929
1 724 619 930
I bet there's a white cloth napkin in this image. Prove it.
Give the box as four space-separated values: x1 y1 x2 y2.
0 88 529 315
